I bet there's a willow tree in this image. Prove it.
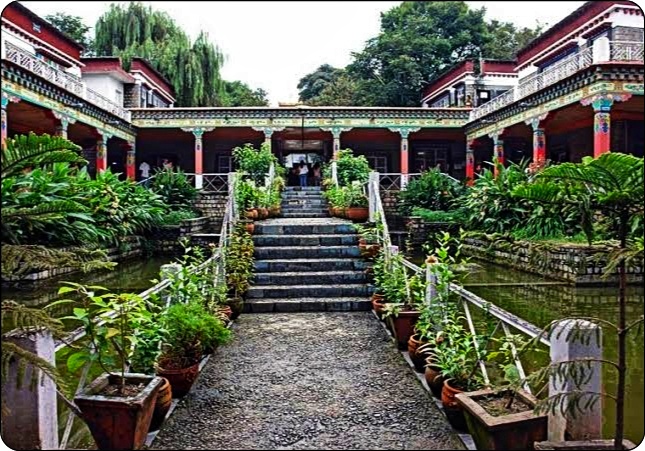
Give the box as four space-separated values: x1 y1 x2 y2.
93 3 225 106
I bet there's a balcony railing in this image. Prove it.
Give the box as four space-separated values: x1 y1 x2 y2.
470 41 644 121
4 42 131 122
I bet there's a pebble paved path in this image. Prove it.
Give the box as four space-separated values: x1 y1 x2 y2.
152 312 464 450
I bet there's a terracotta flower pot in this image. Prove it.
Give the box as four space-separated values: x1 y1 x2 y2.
149 377 173 432
244 209 258 220
269 206 280 217
346 206 369 222
219 305 233 319
227 297 244 320
424 363 444 399
331 206 343 218
441 379 468 431
371 294 386 319
258 207 269 219
156 361 200 399
456 388 547 451
74 373 163 450
407 334 428 373
387 309 421 350
244 222 255 234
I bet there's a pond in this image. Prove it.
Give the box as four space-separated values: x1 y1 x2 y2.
1 256 171 332
462 259 644 444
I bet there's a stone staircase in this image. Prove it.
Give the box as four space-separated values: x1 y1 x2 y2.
245 186 372 313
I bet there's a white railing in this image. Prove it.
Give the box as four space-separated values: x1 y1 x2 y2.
368 171 393 264
4 42 130 122
470 41 643 121
378 173 421 191
184 173 229 192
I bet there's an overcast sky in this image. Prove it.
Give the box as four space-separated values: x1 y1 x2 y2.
16 1 602 105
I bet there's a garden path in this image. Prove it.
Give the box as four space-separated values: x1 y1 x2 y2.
151 312 464 450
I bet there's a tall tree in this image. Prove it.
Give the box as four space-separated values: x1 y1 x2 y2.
93 3 225 107
308 73 359 106
297 64 344 102
483 20 544 60
45 12 93 53
222 81 269 107
347 1 490 106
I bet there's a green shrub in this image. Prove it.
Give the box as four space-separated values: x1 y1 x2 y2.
336 149 370 186
232 142 277 185
399 169 464 216
410 207 467 224
151 167 197 209
159 209 199 226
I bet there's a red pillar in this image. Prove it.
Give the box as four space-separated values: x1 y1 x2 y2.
1 96 7 151
581 93 631 158
490 132 504 178
466 140 475 186
593 110 611 158
125 142 136 180
526 114 548 171
96 135 108 173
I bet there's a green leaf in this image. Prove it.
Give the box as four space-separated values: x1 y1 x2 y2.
66 352 90 373
57 286 76 295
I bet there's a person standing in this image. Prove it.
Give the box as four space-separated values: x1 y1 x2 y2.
299 160 309 187
312 162 321 186
139 160 151 187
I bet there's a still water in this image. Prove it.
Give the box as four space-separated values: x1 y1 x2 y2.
463 260 644 444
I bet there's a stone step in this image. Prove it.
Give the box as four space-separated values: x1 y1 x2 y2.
253 270 367 285
284 187 321 192
280 208 328 214
243 297 372 313
281 212 328 218
254 245 361 259
255 222 356 235
255 258 369 273
246 284 372 299
282 198 326 205
253 234 359 247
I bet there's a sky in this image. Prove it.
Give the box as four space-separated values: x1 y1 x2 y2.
15 1 602 106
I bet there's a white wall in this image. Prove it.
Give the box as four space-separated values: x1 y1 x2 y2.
82 73 125 105
609 10 645 29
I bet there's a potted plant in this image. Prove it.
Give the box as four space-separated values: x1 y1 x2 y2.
382 256 424 350
456 335 547 451
430 317 488 431
345 181 369 222
52 282 164 450
156 300 230 398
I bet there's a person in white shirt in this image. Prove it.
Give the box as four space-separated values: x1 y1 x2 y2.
139 160 151 187
298 160 309 187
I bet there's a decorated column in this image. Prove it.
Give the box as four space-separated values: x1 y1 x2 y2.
124 142 136 180
525 113 548 171
321 126 352 160
390 127 420 189
466 139 476 186
182 127 214 189
1 91 20 150
252 127 285 152
96 132 110 173
52 112 76 140
581 93 631 158
489 131 505 178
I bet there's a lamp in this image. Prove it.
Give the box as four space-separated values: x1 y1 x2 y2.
519 101 537 108
65 101 84 108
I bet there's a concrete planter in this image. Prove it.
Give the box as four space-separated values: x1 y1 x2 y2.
456 388 547 450
534 440 636 450
74 373 163 450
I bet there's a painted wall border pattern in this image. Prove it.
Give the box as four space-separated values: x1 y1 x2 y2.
466 81 643 141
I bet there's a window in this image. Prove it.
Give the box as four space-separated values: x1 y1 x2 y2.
366 156 388 173
218 155 233 173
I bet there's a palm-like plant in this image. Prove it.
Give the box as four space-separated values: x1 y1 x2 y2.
514 153 644 449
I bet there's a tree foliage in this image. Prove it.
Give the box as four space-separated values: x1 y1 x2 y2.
222 80 269 107
93 2 225 106
299 1 544 106
45 12 93 53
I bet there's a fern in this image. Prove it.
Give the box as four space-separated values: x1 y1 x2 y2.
1 244 115 277
2 133 85 178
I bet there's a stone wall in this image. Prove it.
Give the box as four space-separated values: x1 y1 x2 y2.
461 236 644 285
613 26 644 42
194 192 227 218
150 216 215 253
381 190 405 231
404 217 460 255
